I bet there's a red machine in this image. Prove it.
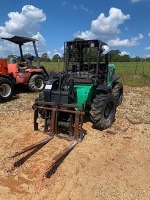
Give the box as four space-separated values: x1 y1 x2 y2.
0 36 49 102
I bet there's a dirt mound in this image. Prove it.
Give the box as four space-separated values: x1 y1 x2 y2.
0 86 150 200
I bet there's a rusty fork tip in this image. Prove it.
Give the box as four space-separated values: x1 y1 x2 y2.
8 155 15 159
8 155 14 159
8 151 19 158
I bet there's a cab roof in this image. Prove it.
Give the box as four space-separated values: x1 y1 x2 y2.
65 39 107 48
1 35 37 45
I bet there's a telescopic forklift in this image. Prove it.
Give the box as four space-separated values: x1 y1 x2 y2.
9 39 123 177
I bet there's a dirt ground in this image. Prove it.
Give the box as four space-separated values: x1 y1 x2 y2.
0 86 150 200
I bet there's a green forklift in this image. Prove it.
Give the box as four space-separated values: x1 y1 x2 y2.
33 39 123 138
10 39 123 177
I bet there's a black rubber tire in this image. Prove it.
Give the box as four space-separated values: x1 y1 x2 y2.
112 82 123 106
28 74 45 92
89 93 116 130
0 77 13 102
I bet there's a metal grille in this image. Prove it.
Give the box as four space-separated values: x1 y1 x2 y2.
64 40 102 79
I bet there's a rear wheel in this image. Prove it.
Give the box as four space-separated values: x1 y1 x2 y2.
28 74 45 92
0 77 13 102
89 93 116 130
112 82 123 106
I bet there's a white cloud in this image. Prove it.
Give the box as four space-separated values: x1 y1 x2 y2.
91 8 130 36
145 46 150 50
0 27 12 38
107 34 143 47
130 0 143 3
0 5 46 57
133 33 144 40
79 5 89 12
47 51 62 59
4 5 46 36
119 51 130 56
33 32 46 46
74 31 95 40
0 33 46 58
74 7 130 39
54 52 62 57
18 32 46 55
64 2 91 13
108 38 132 46
0 40 16 58
73 4 89 12
130 0 150 3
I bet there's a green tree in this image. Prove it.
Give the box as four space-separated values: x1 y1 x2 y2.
122 55 130 62
52 54 61 62
23 53 32 61
40 53 50 62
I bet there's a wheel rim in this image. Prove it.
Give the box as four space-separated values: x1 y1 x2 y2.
0 83 11 97
35 78 44 89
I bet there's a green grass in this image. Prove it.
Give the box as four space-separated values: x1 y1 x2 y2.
114 62 150 87
41 61 64 72
41 61 150 87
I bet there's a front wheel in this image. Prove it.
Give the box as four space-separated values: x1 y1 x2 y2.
0 77 13 102
28 74 45 92
89 93 116 130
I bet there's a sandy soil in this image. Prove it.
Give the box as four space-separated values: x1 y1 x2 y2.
0 86 150 200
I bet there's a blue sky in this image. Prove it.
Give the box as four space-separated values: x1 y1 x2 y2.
0 0 150 58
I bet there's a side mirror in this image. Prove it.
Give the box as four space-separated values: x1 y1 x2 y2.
102 45 109 54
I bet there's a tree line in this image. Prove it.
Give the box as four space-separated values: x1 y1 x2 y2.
6 53 63 62
6 50 150 63
39 50 150 62
108 50 150 62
